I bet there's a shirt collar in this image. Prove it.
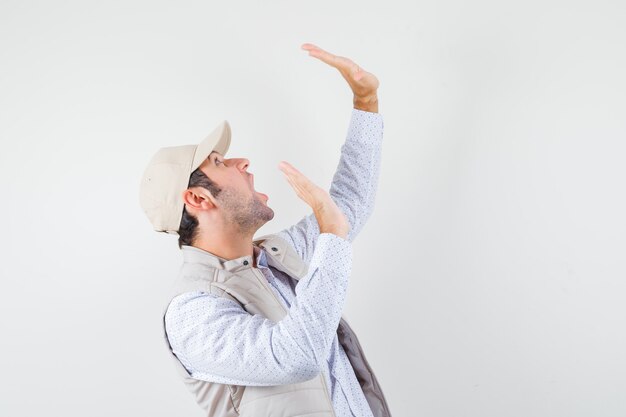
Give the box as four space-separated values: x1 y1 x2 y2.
256 245 269 268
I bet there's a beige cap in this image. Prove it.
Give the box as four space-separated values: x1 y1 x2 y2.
139 121 231 235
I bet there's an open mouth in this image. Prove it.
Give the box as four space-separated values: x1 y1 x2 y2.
249 174 269 201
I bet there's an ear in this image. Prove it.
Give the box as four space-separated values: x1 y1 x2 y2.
181 187 216 212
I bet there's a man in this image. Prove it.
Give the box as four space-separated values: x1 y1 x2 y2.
139 43 392 417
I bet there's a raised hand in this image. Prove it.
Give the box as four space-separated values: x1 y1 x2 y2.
301 43 379 112
278 160 350 240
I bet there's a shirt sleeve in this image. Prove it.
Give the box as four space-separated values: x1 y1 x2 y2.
275 108 384 266
164 233 353 386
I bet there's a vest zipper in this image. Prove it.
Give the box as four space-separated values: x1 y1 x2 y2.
248 267 338 417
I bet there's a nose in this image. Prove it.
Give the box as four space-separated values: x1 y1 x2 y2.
234 157 250 172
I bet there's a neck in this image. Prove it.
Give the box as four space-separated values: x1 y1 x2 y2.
191 226 257 266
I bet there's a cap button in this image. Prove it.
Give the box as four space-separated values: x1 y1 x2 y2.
271 247 278 252
243 260 249 265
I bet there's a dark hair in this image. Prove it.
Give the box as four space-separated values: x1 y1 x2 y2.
177 167 222 249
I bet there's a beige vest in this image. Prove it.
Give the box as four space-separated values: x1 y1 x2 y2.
161 233 392 416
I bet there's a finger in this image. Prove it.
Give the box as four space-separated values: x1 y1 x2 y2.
278 160 296 171
279 161 306 178
282 172 310 202
281 171 300 192
282 174 300 195
303 46 365 83
301 43 321 52
279 164 307 190
278 161 296 177
301 43 338 67
279 160 297 171
285 169 310 192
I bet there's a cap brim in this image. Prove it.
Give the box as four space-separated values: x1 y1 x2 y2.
191 120 231 172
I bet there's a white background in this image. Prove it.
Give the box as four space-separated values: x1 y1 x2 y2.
1 1 625 416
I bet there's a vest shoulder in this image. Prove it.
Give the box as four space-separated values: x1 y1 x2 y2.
253 232 309 279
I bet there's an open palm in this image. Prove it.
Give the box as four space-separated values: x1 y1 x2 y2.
301 43 379 100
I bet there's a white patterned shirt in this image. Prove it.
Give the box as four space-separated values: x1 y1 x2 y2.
165 108 384 416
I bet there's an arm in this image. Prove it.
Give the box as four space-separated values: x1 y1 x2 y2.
276 108 384 265
164 233 352 386
276 44 382 264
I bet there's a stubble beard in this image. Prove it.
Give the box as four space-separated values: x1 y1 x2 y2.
220 186 274 236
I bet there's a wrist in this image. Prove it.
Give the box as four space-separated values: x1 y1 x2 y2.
353 94 379 113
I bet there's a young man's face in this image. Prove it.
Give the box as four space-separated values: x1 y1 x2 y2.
197 150 274 232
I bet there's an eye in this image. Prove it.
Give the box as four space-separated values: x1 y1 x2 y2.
214 157 223 166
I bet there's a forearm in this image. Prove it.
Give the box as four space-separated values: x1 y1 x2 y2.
329 108 384 242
